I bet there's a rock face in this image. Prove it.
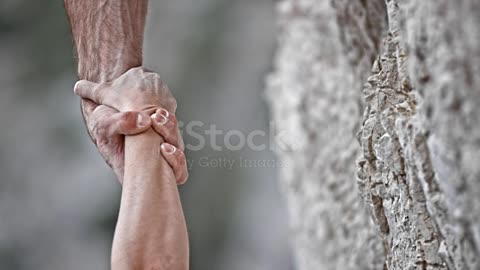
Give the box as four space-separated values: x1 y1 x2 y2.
266 0 480 269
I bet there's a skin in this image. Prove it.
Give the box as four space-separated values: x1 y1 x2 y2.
64 0 189 269
80 100 187 184
74 68 189 184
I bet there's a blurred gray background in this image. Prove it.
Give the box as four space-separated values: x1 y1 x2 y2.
0 0 293 269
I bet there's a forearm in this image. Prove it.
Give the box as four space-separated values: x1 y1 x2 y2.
64 1 188 269
64 0 146 82
114 130 189 269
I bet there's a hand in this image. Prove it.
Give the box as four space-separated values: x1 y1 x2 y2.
74 67 177 112
81 99 151 182
81 102 188 185
151 107 188 185
74 67 188 185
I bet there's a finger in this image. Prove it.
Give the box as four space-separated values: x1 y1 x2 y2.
81 98 98 116
105 111 152 136
161 143 189 185
74 80 109 105
151 108 185 150
80 99 99 143
81 98 100 132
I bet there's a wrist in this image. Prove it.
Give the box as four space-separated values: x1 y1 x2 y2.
124 130 165 178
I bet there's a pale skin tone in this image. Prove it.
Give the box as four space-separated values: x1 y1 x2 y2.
64 0 189 269
74 68 188 185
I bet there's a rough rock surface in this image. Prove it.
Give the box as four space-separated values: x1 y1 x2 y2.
266 0 480 269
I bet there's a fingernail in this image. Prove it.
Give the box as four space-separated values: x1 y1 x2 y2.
137 113 150 127
73 81 81 94
162 143 176 154
159 109 169 118
152 113 168 125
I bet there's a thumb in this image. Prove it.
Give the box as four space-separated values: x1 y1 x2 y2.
106 111 152 136
74 80 106 104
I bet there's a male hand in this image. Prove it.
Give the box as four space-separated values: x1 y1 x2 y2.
75 67 177 112
80 99 151 182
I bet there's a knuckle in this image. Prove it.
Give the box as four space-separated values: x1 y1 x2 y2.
119 112 138 130
168 113 177 123
150 73 163 88
129 67 143 75
179 170 189 184
179 150 187 163
168 98 178 112
178 139 185 151
92 123 108 144
142 67 154 73
151 72 161 81
119 112 134 123
94 87 104 102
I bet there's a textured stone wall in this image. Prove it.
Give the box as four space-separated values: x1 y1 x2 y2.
267 0 480 269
